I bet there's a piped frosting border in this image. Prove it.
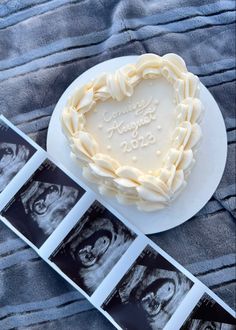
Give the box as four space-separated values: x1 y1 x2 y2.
61 53 203 211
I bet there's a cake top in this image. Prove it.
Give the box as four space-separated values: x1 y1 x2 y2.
61 53 202 211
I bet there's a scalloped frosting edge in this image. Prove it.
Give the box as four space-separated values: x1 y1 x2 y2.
61 53 203 212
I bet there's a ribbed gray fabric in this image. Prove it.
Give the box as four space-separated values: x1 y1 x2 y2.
0 1 235 329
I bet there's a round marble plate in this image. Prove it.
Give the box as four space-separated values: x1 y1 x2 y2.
47 56 227 234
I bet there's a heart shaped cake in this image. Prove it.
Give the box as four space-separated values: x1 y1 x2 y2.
61 53 203 211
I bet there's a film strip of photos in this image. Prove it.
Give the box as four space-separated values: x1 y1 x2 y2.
0 115 235 330
49 201 136 295
101 246 236 329
1 158 85 247
102 245 193 330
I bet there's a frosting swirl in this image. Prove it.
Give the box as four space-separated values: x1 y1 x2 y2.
61 53 203 212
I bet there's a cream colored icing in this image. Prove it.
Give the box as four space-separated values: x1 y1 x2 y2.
85 78 175 172
61 53 203 211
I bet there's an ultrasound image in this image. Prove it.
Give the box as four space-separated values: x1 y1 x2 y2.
180 294 236 330
1 159 85 247
0 119 36 193
49 201 136 295
102 245 193 330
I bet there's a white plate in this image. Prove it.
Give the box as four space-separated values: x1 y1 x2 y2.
47 56 227 234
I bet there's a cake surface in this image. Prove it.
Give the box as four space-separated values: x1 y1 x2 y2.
61 53 203 211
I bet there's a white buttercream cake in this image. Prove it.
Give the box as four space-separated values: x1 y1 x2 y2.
61 53 203 211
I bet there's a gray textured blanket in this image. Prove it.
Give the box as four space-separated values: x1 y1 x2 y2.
0 0 235 329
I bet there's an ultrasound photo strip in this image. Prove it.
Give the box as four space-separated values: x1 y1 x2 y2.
100 243 236 330
46 196 235 330
0 117 235 330
49 200 137 296
1 157 86 248
102 245 194 330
